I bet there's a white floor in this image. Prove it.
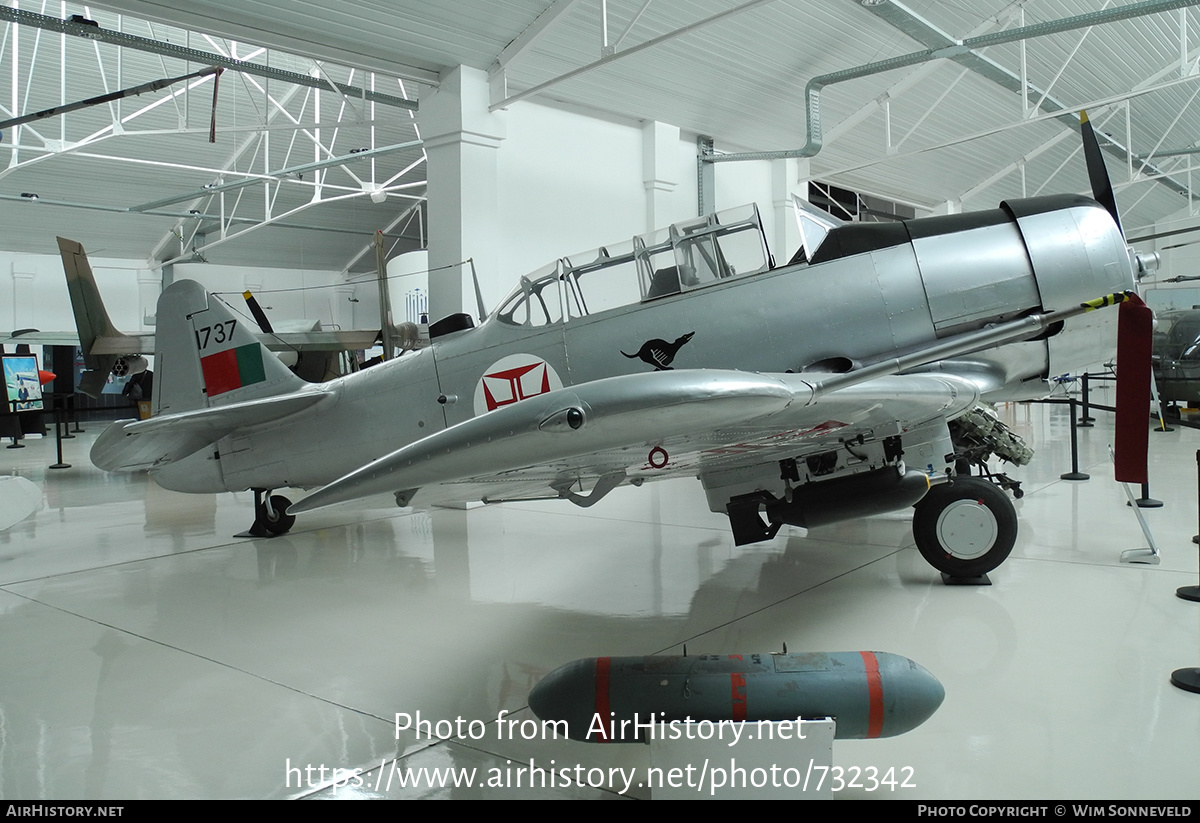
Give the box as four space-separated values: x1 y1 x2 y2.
1 389 1199 800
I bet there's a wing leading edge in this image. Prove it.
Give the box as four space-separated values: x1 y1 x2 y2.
288 369 978 514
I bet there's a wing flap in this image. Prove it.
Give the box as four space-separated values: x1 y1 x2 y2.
290 369 977 514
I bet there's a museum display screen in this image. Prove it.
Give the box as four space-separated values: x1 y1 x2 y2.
3 354 44 412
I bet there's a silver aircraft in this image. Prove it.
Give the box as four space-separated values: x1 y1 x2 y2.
88 116 1153 577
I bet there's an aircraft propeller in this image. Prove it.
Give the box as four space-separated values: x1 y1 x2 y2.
242 290 274 335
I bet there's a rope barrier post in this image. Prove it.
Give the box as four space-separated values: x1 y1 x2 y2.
1060 399 1089 481
1078 372 1094 427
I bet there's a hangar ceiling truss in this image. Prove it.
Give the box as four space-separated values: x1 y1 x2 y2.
0 2 426 270
853 0 1200 215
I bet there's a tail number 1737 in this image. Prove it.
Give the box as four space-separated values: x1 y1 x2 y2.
195 320 236 351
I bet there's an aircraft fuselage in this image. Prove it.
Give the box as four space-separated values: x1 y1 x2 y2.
150 194 1133 499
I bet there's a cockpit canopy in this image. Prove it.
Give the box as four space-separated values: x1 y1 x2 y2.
494 204 773 327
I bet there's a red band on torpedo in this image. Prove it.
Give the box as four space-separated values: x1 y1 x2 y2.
860 651 884 739
730 672 747 722
594 657 611 742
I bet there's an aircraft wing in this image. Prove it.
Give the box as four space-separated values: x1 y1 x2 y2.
263 330 381 352
290 291 1130 513
1 330 87 347
288 369 978 513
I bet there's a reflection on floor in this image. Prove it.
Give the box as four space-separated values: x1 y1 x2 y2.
1 389 1198 799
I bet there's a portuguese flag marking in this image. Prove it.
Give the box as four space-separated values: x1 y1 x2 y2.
200 344 266 396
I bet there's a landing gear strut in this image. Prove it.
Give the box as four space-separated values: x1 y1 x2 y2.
912 476 1017 578
238 489 296 538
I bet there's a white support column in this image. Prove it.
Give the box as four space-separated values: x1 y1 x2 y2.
138 270 160 328
421 66 506 322
641 120 678 231
930 199 962 216
333 285 356 332
11 266 35 330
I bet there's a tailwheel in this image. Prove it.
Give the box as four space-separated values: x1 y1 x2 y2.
913 477 1017 577
256 493 296 536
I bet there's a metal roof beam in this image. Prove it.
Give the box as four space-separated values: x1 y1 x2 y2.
0 6 418 111
492 0 581 71
705 0 1200 169
130 140 424 211
492 0 777 110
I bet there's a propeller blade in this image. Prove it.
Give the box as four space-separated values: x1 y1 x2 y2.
242 290 274 334
1080 110 1122 235
1114 292 1152 484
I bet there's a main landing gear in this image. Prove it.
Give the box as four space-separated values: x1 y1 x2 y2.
237 489 296 538
912 476 1017 578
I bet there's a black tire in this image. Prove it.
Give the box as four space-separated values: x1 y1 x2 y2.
259 494 296 536
913 477 1017 577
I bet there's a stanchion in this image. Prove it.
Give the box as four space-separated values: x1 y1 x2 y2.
5 398 23 448
69 394 84 434
1078 373 1094 427
1172 450 1200 692
1180 452 1200 602
59 392 75 439
49 397 70 470
1171 668 1200 693
1133 481 1162 508
1060 399 1089 481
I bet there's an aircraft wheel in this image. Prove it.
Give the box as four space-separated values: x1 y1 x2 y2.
913 477 1016 577
259 494 296 535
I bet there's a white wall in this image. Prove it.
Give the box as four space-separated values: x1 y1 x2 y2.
1 251 372 340
4 103 804 333
481 100 798 314
493 102 648 306
3 250 153 334
171 262 360 331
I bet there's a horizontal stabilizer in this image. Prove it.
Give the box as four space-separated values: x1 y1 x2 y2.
91 389 328 471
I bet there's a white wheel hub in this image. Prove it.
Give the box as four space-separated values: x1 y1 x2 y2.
935 498 998 560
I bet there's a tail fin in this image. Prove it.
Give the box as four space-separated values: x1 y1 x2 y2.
57 237 134 396
56 237 122 350
154 280 305 416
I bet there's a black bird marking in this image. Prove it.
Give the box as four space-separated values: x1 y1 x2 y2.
622 332 695 371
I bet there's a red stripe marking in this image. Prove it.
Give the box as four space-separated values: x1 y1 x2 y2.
860 651 884 739
730 672 747 721
200 348 241 396
728 654 746 722
594 657 611 742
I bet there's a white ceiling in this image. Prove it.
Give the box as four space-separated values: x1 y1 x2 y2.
3 0 1199 271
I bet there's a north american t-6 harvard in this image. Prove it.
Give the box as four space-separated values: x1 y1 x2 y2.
83 114 1154 578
